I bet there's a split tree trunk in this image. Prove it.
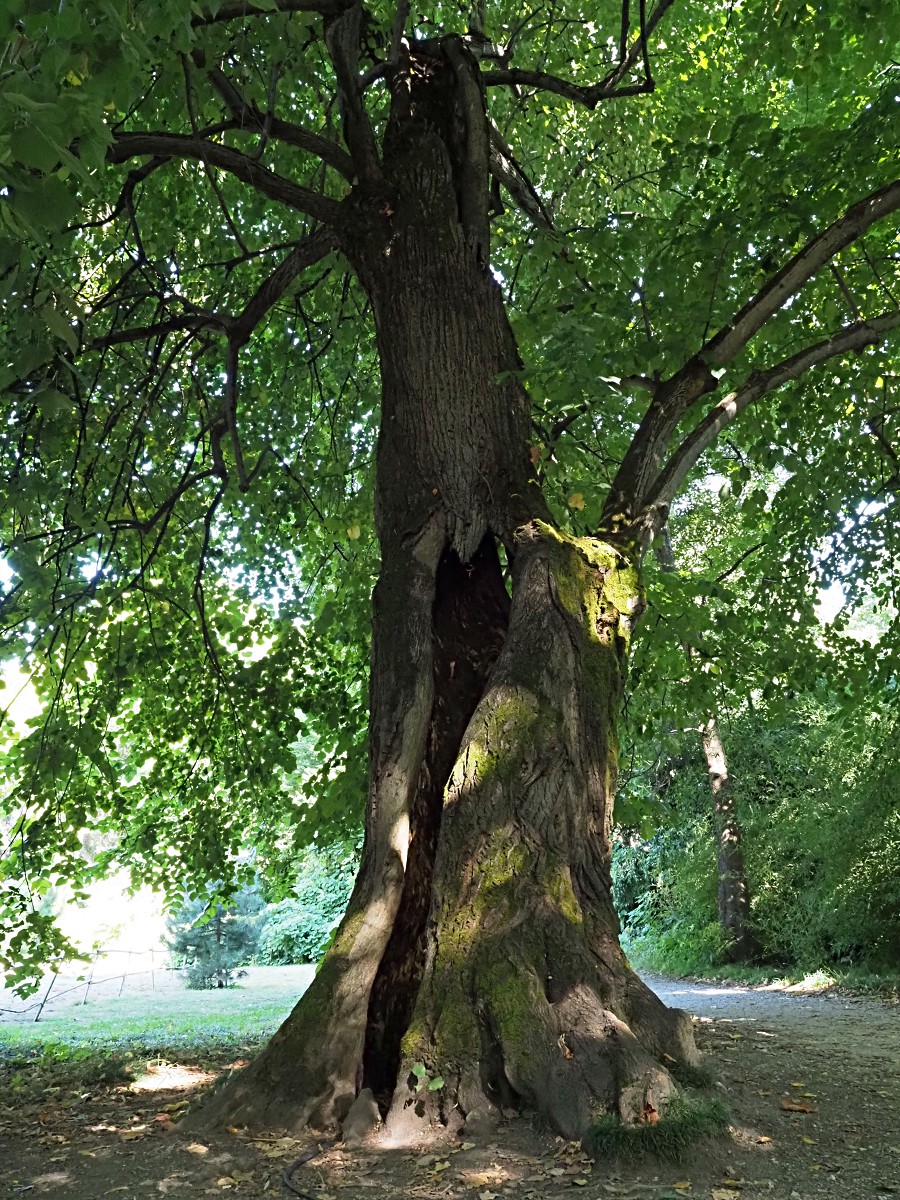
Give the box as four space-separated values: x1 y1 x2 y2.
191 38 696 1143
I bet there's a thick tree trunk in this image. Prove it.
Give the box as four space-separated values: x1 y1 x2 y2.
190 39 696 1143
701 717 762 964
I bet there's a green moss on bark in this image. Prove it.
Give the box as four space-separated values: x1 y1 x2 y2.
450 691 540 790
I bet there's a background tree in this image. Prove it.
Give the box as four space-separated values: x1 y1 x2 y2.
168 887 265 989
1 0 899 1143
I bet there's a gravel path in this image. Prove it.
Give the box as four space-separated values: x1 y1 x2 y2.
642 972 900 1199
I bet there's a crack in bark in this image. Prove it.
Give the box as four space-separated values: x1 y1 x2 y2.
361 537 510 1108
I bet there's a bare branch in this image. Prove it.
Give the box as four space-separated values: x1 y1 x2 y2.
480 67 654 107
646 310 900 518
231 229 339 344
715 541 765 584
65 157 166 233
108 133 344 225
600 0 674 93
481 0 675 107
703 179 900 368
830 262 861 320
91 312 229 349
89 229 335 414
206 66 356 180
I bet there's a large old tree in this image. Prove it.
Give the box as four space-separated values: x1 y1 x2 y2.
1 0 899 1142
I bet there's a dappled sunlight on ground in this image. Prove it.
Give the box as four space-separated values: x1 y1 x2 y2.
130 1061 220 1092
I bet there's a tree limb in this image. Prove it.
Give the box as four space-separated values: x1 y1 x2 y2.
600 357 718 528
231 229 339 344
480 67 654 107
206 66 356 180
481 0 675 107
91 312 229 349
444 36 491 260
703 179 900 368
108 133 344 225
600 0 673 94
646 310 900 520
192 0 346 26
324 4 382 183
488 119 552 228
389 0 410 63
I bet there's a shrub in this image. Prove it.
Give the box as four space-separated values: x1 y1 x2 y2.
257 841 358 965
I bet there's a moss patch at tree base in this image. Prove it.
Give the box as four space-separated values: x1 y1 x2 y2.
585 1094 729 1163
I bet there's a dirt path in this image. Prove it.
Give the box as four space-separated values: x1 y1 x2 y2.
1 973 898 1200
645 972 900 1199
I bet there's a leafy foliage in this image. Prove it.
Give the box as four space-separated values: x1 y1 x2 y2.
616 694 900 973
257 840 358 964
0 0 898 991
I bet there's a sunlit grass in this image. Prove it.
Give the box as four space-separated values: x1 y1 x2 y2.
0 964 314 1055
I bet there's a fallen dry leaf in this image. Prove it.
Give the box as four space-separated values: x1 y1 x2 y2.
780 1098 817 1114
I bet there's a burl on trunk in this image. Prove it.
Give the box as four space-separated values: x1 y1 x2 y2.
191 36 697 1144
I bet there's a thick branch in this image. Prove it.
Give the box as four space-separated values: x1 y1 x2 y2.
91 312 228 349
108 134 343 225
206 67 356 181
324 5 382 183
444 36 491 259
703 179 900 368
645 310 900 520
488 120 552 229
192 0 345 26
600 358 718 527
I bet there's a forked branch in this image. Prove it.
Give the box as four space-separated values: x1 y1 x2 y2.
703 179 900 368
645 310 900 519
206 66 356 180
481 0 675 108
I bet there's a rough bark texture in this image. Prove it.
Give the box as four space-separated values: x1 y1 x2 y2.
385 525 696 1142
702 717 762 964
189 38 697 1143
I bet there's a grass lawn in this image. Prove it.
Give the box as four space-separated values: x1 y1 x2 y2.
0 964 315 1057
